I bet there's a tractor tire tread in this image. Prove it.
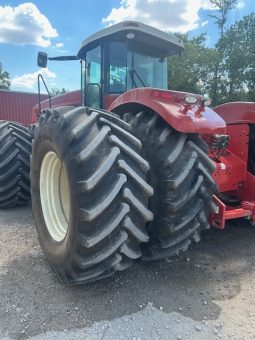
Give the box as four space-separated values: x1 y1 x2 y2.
124 110 217 260
31 107 153 285
0 120 31 208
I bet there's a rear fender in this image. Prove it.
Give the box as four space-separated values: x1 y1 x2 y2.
108 88 226 134
214 102 255 125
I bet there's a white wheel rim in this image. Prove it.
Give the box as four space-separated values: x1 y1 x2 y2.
40 151 70 242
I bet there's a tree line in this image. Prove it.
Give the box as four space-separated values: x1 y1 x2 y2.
169 2 255 105
0 63 10 90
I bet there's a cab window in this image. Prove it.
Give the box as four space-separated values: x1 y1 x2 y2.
108 42 127 93
127 51 168 90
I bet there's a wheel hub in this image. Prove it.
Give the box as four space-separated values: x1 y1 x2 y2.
40 151 70 242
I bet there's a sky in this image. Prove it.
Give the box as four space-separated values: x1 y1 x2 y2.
0 0 254 93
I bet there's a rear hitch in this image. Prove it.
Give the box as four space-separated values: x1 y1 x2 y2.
209 195 255 229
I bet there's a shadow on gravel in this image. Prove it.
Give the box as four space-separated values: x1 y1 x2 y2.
1 209 255 338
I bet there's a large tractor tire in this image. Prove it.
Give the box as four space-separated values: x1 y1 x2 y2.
31 107 153 285
123 110 218 260
0 120 31 208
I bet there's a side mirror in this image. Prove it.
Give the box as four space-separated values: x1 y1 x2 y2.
37 52 48 68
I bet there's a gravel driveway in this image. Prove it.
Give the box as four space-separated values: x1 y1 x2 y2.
0 206 255 339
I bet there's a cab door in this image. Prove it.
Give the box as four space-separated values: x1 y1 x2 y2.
85 45 102 109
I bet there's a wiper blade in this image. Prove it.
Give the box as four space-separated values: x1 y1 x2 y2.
129 68 147 88
129 69 137 88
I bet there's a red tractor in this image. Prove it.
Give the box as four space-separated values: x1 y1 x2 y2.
1 21 255 285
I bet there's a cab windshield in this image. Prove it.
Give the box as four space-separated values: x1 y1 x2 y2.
127 51 167 90
108 42 168 93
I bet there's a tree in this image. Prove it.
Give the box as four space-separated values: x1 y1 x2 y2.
209 0 238 104
209 0 238 35
169 2 255 105
0 63 10 90
50 87 69 96
168 34 217 96
219 13 255 102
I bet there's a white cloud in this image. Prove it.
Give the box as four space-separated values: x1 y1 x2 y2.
201 20 208 27
237 1 245 8
52 42 70 53
0 3 58 47
11 68 56 89
55 42 64 48
103 0 218 33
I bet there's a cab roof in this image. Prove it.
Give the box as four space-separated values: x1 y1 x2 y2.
77 21 184 58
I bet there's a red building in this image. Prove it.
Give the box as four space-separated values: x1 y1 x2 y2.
0 90 47 126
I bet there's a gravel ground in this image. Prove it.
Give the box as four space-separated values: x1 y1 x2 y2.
0 206 255 339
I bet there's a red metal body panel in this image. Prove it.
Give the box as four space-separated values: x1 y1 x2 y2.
32 93 118 123
0 90 47 126
31 89 227 135
226 124 249 163
212 124 249 192
213 151 246 192
31 90 81 123
241 172 255 202
210 121 255 228
104 94 120 109
214 102 255 124
108 88 226 134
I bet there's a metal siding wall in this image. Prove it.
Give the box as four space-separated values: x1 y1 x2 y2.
0 91 47 126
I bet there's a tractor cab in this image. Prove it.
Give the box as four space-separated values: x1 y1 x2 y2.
37 21 184 111
77 21 184 109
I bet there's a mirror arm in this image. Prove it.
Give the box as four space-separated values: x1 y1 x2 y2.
48 56 79 61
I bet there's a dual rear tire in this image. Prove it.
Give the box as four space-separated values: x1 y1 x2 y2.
31 107 217 284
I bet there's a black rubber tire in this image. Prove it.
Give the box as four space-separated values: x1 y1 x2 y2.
31 106 153 285
28 106 75 139
123 110 218 260
0 120 31 208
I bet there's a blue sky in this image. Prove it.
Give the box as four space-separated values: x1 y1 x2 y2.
0 0 254 93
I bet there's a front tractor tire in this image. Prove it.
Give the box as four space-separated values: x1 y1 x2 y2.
123 110 218 260
31 107 153 285
0 121 31 208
